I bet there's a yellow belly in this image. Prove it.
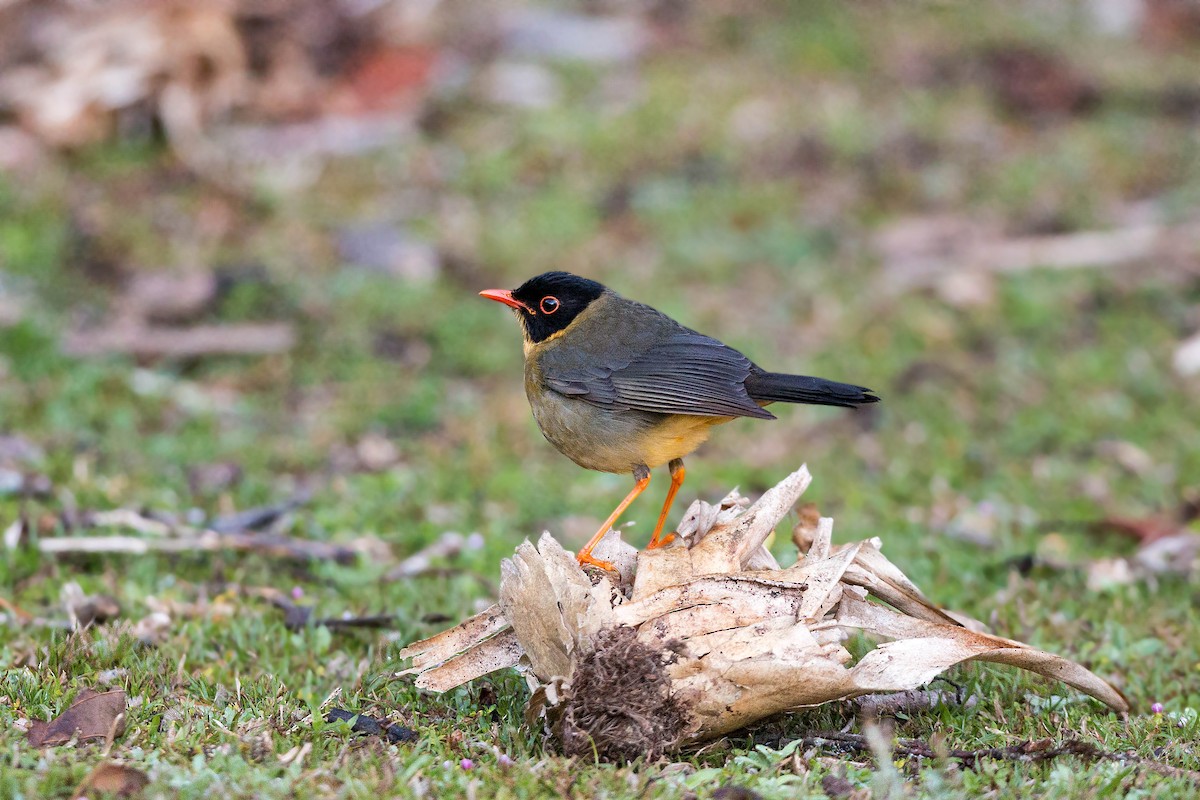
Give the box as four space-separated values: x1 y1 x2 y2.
637 413 730 468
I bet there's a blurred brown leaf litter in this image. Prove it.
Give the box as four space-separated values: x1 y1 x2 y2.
73 762 150 799
0 0 441 147
0 0 662 184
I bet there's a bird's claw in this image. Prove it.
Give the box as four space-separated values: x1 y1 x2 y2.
646 532 677 550
576 552 617 573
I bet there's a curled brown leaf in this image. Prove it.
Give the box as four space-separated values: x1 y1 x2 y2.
27 689 127 748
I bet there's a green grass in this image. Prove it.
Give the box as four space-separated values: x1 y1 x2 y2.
3 2 1200 797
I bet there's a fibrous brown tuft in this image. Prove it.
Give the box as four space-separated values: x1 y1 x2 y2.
557 627 690 763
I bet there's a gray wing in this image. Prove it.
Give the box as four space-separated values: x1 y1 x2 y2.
541 330 775 419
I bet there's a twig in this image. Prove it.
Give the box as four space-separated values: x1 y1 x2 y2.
38 499 385 563
878 216 1200 295
208 496 309 533
38 531 367 564
0 596 33 622
325 708 418 743
785 731 1200 783
853 689 976 717
384 532 483 582
63 322 295 358
267 596 399 632
402 566 499 596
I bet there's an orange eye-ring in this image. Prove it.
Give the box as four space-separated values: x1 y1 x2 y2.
540 296 560 314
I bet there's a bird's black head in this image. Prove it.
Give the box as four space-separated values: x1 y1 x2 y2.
480 271 606 344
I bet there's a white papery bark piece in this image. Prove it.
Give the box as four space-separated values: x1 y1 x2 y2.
398 465 1128 751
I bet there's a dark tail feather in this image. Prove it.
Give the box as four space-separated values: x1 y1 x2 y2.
744 371 880 409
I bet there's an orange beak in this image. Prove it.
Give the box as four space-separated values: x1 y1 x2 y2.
479 288 532 312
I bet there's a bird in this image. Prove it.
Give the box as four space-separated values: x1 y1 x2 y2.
480 271 879 571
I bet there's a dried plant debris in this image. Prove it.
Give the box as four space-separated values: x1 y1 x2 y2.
73 762 150 798
853 688 976 718
325 708 418 744
1086 525 1200 590
399 466 1128 760
385 531 486 581
1059 501 1200 589
0 434 52 497
207 496 309 533
979 44 1100 118
0 0 439 147
1176 331 1200 377
62 321 296 359
27 689 127 748
37 504 388 565
62 582 121 629
58 267 297 361
769 730 1200 784
874 211 1200 299
267 593 398 633
554 627 690 762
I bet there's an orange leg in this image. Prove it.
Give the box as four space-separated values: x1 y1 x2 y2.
577 466 651 571
647 458 685 550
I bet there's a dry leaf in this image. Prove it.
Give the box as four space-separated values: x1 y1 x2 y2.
398 466 1128 759
268 594 398 633
385 531 484 581
875 213 1200 297
0 4 245 148
1174 332 1200 377
500 9 650 65
187 461 244 495
74 762 149 798
980 44 1100 118
325 708 418 743
122 271 219 323
27 689 127 747
1093 514 1180 545
854 689 976 717
330 45 438 115
711 787 763 800
62 582 121 629
1087 558 1136 591
1135 531 1200 576
1142 0 1200 48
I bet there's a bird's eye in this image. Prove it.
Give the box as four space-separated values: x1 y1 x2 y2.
540 296 560 314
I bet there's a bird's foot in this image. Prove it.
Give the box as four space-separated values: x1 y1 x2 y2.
576 551 617 573
646 532 677 550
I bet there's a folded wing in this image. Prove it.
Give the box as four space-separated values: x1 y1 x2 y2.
542 331 775 419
